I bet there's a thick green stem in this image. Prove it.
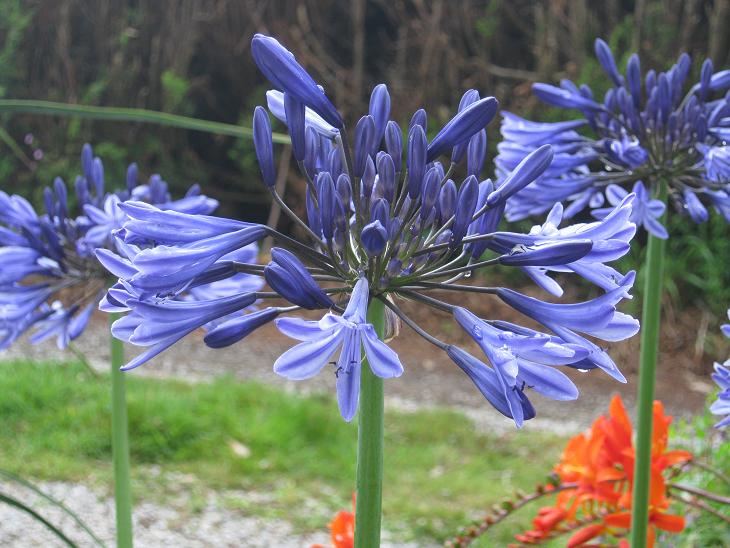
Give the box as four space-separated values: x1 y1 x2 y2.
355 298 385 548
110 315 133 548
630 183 667 548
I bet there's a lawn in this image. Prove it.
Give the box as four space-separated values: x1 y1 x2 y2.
0 358 569 545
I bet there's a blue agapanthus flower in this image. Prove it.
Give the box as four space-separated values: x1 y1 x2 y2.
498 38 730 239
710 309 730 428
100 33 640 426
0 144 257 350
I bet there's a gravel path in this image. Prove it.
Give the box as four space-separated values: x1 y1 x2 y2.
0 472 427 548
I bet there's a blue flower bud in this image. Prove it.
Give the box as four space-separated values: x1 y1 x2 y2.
284 93 306 161
318 172 336 241
452 175 479 245
354 115 376 178
361 156 376 204
386 258 402 277
710 69 730 92
251 34 343 128
81 143 94 182
126 163 138 194
420 166 440 219
385 121 403 170
645 69 656 95
683 189 709 223
487 144 553 207
451 89 480 164
361 220 388 257
700 59 713 99
306 186 322 238
409 108 427 132
498 240 593 266
205 308 280 348
371 197 389 226
438 179 457 221
626 54 642 107
336 173 352 207
327 147 343 180
265 248 334 309
407 124 427 199
75 176 89 206
427 97 499 162
467 129 487 177
594 38 624 87
304 126 320 178
657 73 670 122
92 157 105 200
253 106 276 187
43 187 53 219
533 83 603 112
376 152 396 202
53 177 68 221
369 84 391 144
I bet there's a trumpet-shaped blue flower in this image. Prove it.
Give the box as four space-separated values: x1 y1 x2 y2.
100 34 639 425
499 38 730 236
274 278 403 421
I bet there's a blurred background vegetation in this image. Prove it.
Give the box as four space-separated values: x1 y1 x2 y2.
1 0 729 315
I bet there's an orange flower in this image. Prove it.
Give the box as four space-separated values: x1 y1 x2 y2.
567 523 604 547
312 495 355 548
515 395 692 547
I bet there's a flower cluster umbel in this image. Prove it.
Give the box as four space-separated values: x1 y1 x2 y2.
710 309 730 428
0 144 229 349
101 34 640 425
498 38 730 238
515 395 691 547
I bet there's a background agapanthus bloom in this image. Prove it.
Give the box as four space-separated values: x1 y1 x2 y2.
515 395 691 547
497 38 730 237
100 33 640 429
0 144 251 350
710 308 730 428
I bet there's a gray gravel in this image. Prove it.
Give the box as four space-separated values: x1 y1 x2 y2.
0 474 428 547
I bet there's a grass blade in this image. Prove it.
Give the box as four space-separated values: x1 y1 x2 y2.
0 470 106 547
0 99 290 143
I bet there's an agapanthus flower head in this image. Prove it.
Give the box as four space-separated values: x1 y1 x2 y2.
499 38 730 238
0 144 251 351
710 308 730 428
101 34 640 425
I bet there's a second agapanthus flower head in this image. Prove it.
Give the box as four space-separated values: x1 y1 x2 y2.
101 34 640 426
498 38 730 238
0 144 225 350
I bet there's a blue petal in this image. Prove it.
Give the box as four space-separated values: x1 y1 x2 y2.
517 361 578 401
273 329 343 380
361 324 403 378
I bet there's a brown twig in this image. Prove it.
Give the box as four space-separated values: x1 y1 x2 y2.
668 483 730 505
444 482 579 547
673 495 730 525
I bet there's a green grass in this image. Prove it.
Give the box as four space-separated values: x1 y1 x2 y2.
0 358 566 544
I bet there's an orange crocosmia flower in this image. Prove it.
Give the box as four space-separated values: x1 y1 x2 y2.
312 495 355 548
567 523 604 547
516 395 691 547
329 510 354 548
533 506 567 532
